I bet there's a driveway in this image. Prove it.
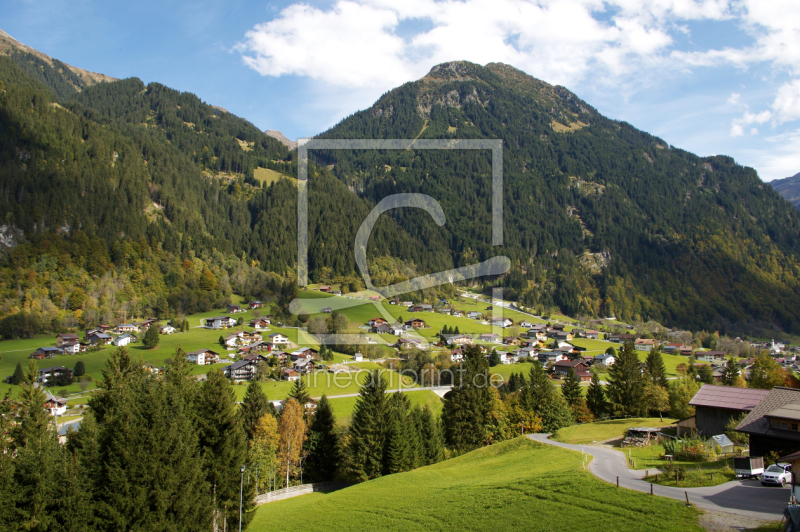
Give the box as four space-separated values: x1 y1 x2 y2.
528 433 790 521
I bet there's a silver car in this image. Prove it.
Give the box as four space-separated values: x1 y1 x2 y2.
761 463 792 487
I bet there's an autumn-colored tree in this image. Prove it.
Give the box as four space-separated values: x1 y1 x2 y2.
250 413 280 494
278 399 307 488
750 352 785 390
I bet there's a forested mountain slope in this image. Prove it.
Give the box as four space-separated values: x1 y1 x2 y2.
317 61 800 333
771 172 800 209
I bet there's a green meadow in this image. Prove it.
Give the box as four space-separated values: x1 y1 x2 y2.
249 437 703 532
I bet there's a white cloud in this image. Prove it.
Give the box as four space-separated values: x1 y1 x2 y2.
772 79 800 124
731 123 744 136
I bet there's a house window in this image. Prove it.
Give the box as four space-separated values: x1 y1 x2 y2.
773 420 790 430
794 424 799 431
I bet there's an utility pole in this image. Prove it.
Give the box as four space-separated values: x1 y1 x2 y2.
239 465 245 532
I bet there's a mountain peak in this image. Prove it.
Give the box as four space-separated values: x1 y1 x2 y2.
265 130 297 149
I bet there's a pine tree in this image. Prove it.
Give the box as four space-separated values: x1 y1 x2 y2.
586 372 609 419
11 361 24 385
385 393 415 474
722 357 740 386
414 405 444 465
196 369 253 530
73 360 85 378
287 378 310 409
441 345 493 452
143 325 160 348
241 380 275 441
561 367 582 406
305 395 340 482
344 370 389 481
0 391 19 530
488 349 501 367
606 341 646 416
645 347 668 388
522 361 574 432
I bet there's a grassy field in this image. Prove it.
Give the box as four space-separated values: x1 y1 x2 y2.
249 437 703 532
327 390 443 426
552 418 677 445
253 167 298 186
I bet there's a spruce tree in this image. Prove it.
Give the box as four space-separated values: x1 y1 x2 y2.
196 369 253 530
441 345 493 452
488 349 501 367
586 372 609 419
722 357 740 386
606 341 646 416
241 380 275 441
561 367 582 406
73 360 85 378
644 347 668 388
305 395 340 482
143 325 160 348
11 361 24 385
287 377 310 408
385 393 415 474
415 405 444 465
522 362 574 432
344 370 389 481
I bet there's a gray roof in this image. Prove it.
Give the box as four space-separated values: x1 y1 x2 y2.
690 384 770 411
225 360 255 371
737 387 800 440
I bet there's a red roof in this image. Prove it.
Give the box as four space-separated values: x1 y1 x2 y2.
689 384 770 411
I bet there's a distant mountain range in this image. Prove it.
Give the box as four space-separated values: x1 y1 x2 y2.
1 31 800 334
770 172 800 209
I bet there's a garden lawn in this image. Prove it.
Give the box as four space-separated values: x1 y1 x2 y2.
552 418 677 445
645 466 736 488
249 437 703 532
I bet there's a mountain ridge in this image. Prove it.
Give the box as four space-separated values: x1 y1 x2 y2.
770 172 800 208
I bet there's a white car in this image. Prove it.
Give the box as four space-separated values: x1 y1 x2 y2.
761 463 792 486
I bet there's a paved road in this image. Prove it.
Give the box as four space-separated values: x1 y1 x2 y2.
528 433 791 521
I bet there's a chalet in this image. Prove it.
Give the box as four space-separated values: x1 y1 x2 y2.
519 321 533 329
227 304 245 314
321 307 333 314
451 310 464 317
550 324 565 331
332 290 342 296
249 317 271 329
503 337 521 346
443 334 473 346
538 351 568 365
679 346 694 357
479 333 501 343
113 333 135 347
136 319 158 330
38 366 73 385
44 391 67 416
685 384 772 437
389 326 404 336
318 286 331 292
697 351 728 363
409 304 433 313
368 295 381 301
186 349 220 366
268 333 290 347
160 325 176 335
634 338 658 351
272 351 289 364
248 300 263 309
61 342 82 355
369 317 388 327
594 353 616 366
585 330 600 340
736 387 800 456
55 333 79 347
30 347 62 360
292 358 315 373
571 328 585 337
490 318 513 328
223 359 258 381
353 352 364 362
223 331 245 348
87 331 112 346
395 337 426 350
400 301 413 307
242 331 262 343
291 347 319 360
242 353 270 364
467 311 481 319
552 331 573 341
405 318 427 329
553 360 592 381
238 342 271 355
450 349 464 362
205 316 235 329
609 333 636 344
373 323 392 334
115 324 138 334
662 343 682 353
283 368 301 381
500 353 519 365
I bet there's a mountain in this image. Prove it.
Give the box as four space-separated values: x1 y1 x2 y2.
317 61 800 334
0 29 116 99
770 172 800 209
265 129 297 149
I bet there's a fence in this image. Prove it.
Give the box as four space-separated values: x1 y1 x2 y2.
254 482 352 505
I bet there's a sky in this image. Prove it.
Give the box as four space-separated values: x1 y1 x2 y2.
4 0 800 181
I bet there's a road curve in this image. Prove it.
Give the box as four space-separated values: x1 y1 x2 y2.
528 433 790 521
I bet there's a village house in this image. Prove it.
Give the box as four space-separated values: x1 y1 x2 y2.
115 324 138 334
395 337 426 350
373 323 392 334
479 333 501 343
204 316 235 329
519 321 533 329
160 325 176 335
500 353 519 365
113 333 135 347
467 311 481 320
490 317 513 328
283 368 301 381
369 317 388 327
736 387 800 456
405 318 427 329
318 286 331 292
538 351 568 366
268 333 290 347
87 331 113 346
136 319 158 331
321 306 332 313
503 336 521 346
353 352 364 362
697 351 728 363
226 304 245 314
223 359 258 381
61 341 82 355
248 300 263 309
223 331 245 348
450 348 464 362
185 349 220 366
55 333 79 347
443 333 473 346
249 317 271 329
44 391 67 416
451 310 464 317
30 347 62 360
551 331 573 342
634 338 658 351
687 384 770 437
409 304 433 313
552 360 592 381
609 333 637 344
594 353 616 366
38 366 73 386
291 347 319 360
585 330 600 340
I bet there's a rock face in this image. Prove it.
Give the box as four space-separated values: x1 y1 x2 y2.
265 130 297 149
770 172 800 209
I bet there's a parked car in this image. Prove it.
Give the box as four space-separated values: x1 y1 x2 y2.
761 463 792 486
734 457 765 479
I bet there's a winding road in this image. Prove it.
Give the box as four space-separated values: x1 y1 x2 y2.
528 433 791 521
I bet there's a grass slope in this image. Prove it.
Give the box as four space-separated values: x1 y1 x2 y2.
327 390 443 426
552 418 677 445
250 437 702 532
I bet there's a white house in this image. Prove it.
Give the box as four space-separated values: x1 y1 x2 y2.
594 353 615 366
61 342 81 354
634 338 658 351
44 391 67 416
353 352 364 362
519 321 533 329
186 349 220 365
268 333 290 347
205 316 235 329
696 351 727 363
450 349 464 362
224 331 245 348
115 324 138 333
490 318 513 328
160 325 176 335
249 317 271 329
479 333 501 343
500 353 519 365
113 333 135 347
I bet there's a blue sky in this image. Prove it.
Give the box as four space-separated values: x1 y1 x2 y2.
4 0 800 181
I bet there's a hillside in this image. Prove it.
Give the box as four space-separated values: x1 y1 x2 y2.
250 437 702 532
318 61 800 334
770 172 800 208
